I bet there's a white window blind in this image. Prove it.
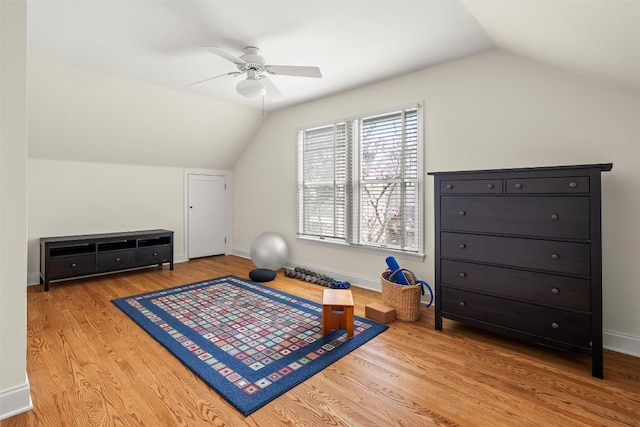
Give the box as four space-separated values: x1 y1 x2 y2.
297 104 422 254
297 123 348 240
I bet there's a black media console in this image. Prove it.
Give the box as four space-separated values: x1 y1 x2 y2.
40 229 174 291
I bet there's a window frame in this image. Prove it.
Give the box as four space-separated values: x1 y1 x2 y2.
296 102 425 260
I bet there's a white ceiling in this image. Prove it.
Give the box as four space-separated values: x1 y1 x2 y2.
27 1 639 112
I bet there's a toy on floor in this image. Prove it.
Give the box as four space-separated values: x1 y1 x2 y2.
330 280 351 289
384 256 434 308
284 267 350 289
385 256 410 285
250 231 289 271
249 268 276 282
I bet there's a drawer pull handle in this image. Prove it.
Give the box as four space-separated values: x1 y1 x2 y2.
459 272 467 278
551 253 560 260
551 322 560 329
459 243 467 249
71 263 77 268
459 210 466 216
551 213 559 220
115 257 121 262
487 183 494 189
514 183 523 189
459 301 467 307
551 287 560 294
153 252 158 256
446 184 453 190
569 181 578 189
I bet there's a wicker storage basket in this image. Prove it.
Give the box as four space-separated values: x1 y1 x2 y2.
381 269 422 322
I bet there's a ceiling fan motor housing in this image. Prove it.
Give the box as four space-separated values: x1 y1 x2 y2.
239 47 265 72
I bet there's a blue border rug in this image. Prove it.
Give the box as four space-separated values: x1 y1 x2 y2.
112 275 388 416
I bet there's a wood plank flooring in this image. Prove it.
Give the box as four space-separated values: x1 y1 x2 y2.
3 255 640 426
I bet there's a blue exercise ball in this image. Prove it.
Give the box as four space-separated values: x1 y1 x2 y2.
250 232 289 271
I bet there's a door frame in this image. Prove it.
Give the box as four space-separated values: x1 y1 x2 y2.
183 169 231 259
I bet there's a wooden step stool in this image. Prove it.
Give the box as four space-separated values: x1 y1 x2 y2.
322 289 354 338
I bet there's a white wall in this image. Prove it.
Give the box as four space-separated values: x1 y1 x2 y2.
0 0 31 420
232 49 640 354
27 159 191 279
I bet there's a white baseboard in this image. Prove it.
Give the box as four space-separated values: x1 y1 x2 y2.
603 329 640 358
27 272 40 286
174 254 189 264
230 249 382 291
0 377 32 421
230 249 250 261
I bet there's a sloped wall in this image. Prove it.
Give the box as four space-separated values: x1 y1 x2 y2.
28 57 264 169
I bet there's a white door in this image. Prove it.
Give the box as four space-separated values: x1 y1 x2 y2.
188 174 227 258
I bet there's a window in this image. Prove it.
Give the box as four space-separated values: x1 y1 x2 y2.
297 103 423 255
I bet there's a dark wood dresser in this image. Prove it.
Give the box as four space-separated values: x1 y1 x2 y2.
428 164 612 378
40 229 174 291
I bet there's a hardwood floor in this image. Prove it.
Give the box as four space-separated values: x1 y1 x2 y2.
4 255 640 426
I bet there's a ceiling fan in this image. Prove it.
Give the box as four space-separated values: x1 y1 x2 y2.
190 46 322 100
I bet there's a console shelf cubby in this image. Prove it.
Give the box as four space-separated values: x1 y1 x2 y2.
40 229 174 291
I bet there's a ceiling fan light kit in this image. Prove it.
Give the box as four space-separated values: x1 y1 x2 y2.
194 46 322 100
236 76 266 98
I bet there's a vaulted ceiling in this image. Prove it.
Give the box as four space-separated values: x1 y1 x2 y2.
27 1 639 113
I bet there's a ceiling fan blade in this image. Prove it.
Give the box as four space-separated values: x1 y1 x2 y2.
189 71 244 86
266 65 322 78
260 76 284 100
202 45 246 66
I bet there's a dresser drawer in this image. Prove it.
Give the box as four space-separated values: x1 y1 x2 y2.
137 245 172 265
441 260 590 311
49 254 96 279
97 249 136 271
440 179 503 194
440 287 591 347
441 196 590 239
506 177 589 194
441 232 591 275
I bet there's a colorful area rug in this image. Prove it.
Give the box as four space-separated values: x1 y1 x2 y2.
112 275 387 416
